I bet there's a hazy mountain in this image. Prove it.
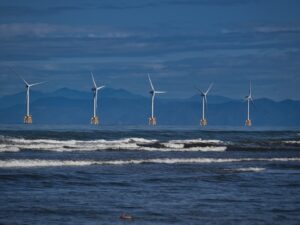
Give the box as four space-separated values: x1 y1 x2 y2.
48 88 142 100
0 88 299 127
188 94 235 104
0 90 46 109
0 88 143 109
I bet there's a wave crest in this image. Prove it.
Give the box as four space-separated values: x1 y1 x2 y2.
231 167 266 172
0 136 226 152
0 157 299 168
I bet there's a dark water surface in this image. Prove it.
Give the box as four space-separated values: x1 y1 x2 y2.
0 126 300 224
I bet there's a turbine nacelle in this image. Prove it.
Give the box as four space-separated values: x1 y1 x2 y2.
91 72 105 91
245 81 253 102
91 72 105 89
195 83 213 99
148 74 166 95
21 77 45 88
245 95 253 101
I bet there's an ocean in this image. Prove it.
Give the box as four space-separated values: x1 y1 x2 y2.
0 125 300 225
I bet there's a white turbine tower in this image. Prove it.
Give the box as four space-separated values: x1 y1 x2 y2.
91 72 105 125
21 77 44 124
195 83 213 126
148 74 165 125
245 81 253 126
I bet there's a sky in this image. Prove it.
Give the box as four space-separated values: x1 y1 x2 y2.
0 0 299 100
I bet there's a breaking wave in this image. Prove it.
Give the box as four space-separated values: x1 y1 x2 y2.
0 136 226 152
282 140 300 144
2 135 300 153
0 157 299 168
226 139 300 151
230 167 266 172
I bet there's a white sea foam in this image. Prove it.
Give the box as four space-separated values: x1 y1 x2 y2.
0 157 299 168
283 140 300 144
0 136 226 152
167 138 223 144
162 142 185 149
141 146 226 152
0 144 20 152
232 167 266 172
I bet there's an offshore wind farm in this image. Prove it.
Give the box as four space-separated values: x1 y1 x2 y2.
0 1 300 225
14 74 258 127
0 76 299 126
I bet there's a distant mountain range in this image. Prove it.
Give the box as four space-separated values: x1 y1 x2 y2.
0 88 299 127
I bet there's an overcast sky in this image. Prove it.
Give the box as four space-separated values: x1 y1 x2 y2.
0 0 299 100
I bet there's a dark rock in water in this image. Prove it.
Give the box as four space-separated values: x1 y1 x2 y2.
119 213 133 220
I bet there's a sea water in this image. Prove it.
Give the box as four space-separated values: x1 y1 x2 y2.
0 125 300 224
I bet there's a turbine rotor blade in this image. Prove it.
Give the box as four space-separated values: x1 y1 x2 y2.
8 67 28 85
194 86 204 94
154 91 165 94
148 74 155 91
91 72 97 88
205 83 213 95
29 81 45 87
97 85 105 90
20 76 29 86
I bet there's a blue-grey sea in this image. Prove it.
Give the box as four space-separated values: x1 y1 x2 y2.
0 125 300 225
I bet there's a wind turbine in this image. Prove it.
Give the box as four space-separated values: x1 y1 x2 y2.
90 72 105 125
195 83 213 126
245 81 253 126
148 74 165 125
21 77 44 124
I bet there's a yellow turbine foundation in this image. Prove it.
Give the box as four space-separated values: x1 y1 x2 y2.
200 118 207 126
149 117 156 126
24 115 32 124
91 116 99 125
245 119 252 126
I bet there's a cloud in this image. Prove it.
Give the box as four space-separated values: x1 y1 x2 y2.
222 25 300 35
0 22 299 63
0 23 135 39
0 5 83 17
0 0 261 17
93 0 261 9
254 26 300 34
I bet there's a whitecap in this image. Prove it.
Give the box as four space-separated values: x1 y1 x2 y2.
231 167 265 172
0 136 226 152
167 138 223 144
0 157 299 168
283 140 300 144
